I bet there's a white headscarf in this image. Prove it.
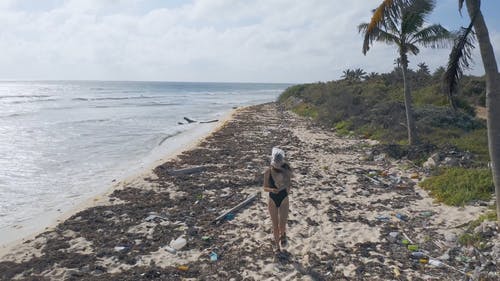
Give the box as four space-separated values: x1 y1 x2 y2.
271 147 285 168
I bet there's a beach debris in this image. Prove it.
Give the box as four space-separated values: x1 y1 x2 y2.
401 231 415 244
103 210 114 217
167 166 206 176
144 214 167 222
376 215 390 222
225 213 235 221
389 175 402 184
177 265 189 271
408 244 419 251
170 237 187 250
420 211 434 217
209 252 218 261
395 213 409 221
363 174 382 185
184 117 196 123
212 192 259 224
428 259 444 267
393 267 401 277
200 119 218 124
401 239 410 245
164 246 177 254
114 246 126 251
411 251 425 259
387 231 399 242
201 236 211 241
389 231 399 238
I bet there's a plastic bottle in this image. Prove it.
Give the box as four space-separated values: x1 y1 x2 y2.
170 237 187 250
428 259 443 267
407 244 419 251
411 251 425 258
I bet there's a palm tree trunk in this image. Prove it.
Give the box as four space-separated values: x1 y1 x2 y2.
400 56 417 145
466 0 500 225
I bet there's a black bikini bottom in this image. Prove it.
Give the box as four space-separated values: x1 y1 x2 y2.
269 189 288 208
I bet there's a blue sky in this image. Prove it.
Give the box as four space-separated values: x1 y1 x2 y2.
0 0 498 83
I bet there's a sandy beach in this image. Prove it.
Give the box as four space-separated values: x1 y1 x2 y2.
0 102 497 280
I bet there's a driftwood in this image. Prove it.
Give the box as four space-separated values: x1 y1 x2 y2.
184 117 197 123
200 119 219 124
167 166 206 176
212 192 259 224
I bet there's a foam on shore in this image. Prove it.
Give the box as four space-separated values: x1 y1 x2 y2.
0 108 239 257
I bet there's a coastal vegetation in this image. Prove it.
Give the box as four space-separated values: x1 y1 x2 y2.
358 0 450 145
280 0 499 225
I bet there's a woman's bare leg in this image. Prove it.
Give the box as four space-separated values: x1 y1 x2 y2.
278 197 289 241
268 198 280 251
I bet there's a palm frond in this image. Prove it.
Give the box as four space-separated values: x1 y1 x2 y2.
401 0 435 35
359 23 400 48
443 20 476 109
406 43 420 55
362 0 412 54
412 24 451 48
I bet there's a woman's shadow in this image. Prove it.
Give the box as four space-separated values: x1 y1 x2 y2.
275 250 324 281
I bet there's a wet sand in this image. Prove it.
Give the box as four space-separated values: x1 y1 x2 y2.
0 103 496 280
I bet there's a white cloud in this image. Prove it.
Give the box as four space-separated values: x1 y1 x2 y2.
0 0 498 82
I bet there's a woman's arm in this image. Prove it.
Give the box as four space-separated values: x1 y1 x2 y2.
263 187 279 193
263 169 278 193
285 170 292 194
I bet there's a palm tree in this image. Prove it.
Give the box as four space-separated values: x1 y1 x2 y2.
341 69 355 80
359 0 450 145
341 68 366 82
354 68 367 81
444 0 500 226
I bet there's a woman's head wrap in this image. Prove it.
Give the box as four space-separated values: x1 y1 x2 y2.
271 147 285 168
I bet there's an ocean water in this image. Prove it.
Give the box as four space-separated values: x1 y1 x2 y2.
0 81 288 231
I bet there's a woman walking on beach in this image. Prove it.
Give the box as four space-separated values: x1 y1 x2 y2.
263 147 292 252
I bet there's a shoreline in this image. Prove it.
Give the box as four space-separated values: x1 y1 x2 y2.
0 106 240 258
0 102 495 280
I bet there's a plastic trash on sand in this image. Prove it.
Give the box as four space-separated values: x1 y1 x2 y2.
177 265 189 271
410 251 425 258
165 246 177 254
114 246 126 251
225 213 235 221
407 244 419 251
396 213 409 221
376 215 390 222
428 259 443 267
389 232 399 238
170 237 187 250
209 252 218 261
393 267 401 277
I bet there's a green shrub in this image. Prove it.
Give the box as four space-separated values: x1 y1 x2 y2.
450 128 490 162
335 120 353 136
291 103 318 118
277 73 487 165
420 168 493 206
